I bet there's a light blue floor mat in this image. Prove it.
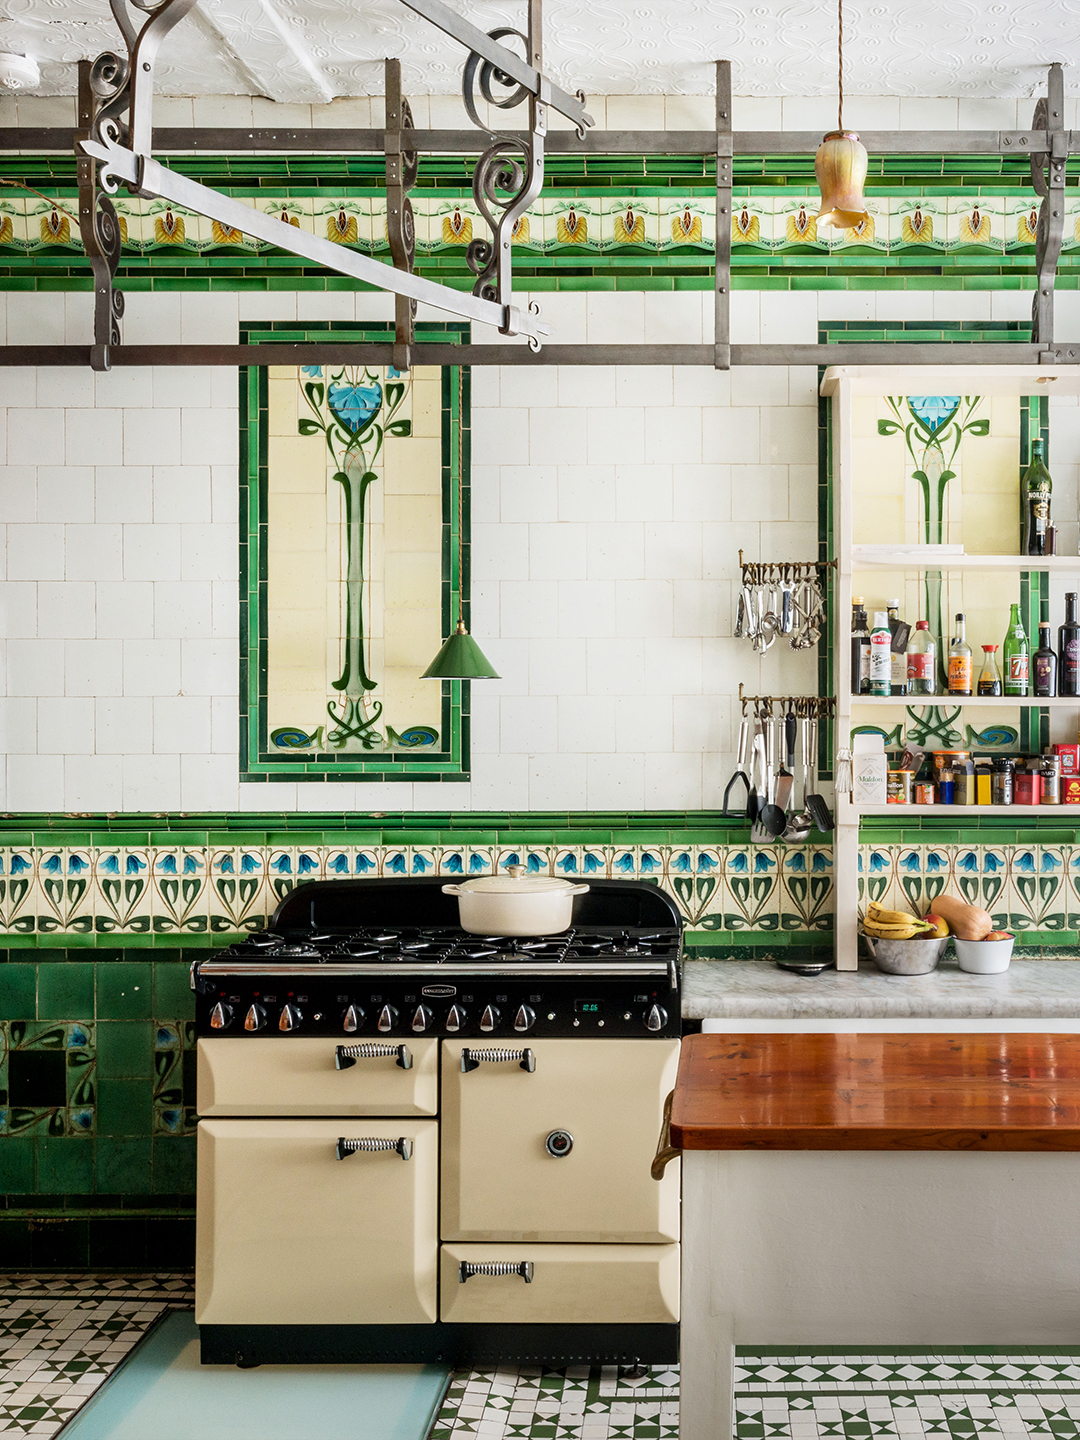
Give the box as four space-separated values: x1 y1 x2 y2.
59 1310 451 1440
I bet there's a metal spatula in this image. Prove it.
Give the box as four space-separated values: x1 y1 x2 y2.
804 717 834 833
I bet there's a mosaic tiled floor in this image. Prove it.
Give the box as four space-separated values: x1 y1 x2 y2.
0 1274 192 1436
4 1278 1080 1440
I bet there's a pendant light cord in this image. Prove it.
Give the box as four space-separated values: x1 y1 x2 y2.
837 0 844 131
457 365 465 630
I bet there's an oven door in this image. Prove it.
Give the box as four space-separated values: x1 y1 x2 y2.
195 1119 437 1324
440 1038 680 1243
197 1037 438 1116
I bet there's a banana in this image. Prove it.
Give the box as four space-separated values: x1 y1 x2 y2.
866 902 925 926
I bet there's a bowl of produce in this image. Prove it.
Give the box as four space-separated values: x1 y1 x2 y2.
953 932 1014 974
862 902 948 974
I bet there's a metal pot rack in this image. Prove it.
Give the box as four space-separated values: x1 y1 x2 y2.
0 0 1073 373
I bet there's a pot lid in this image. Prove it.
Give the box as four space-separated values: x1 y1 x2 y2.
455 866 582 896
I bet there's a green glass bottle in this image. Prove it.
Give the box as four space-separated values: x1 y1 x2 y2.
1003 602 1029 696
1023 438 1052 556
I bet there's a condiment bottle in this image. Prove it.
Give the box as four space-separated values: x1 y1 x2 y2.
948 612 972 696
1034 621 1057 698
1060 593 1080 697
1023 437 1052 556
906 620 936 696
1003 604 1029 697
977 644 1002 697
868 611 892 698
1041 751 1061 805
953 756 976 806
851 598 870 696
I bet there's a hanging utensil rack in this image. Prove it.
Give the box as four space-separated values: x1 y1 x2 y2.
737 553 837 587
737 688 836 720
735 554 836 652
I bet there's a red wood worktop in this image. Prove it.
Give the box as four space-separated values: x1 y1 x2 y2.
671 1033 1080 1151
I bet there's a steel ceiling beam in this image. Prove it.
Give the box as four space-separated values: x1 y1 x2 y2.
0 127 1061 155
2 343 1079 367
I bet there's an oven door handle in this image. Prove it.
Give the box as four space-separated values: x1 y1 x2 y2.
459 1260 534 1284
336 1042 412 1071
336 1136 414 1161
460 1046 535 1073
651 1089 681 1180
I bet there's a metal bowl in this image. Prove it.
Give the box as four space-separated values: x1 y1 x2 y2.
863 934 948 975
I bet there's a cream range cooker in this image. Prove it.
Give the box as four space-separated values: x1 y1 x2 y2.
191 877 682 1367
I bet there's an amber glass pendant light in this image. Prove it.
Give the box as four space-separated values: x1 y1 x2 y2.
422 379 499 680
815 0 870 229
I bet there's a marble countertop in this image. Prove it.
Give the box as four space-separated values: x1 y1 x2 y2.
682 959 1080 1019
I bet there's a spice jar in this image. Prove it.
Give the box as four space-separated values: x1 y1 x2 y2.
1041 752 1061 805
992 756 1015 806
953 756 976 806
975 759 993 806
1014 762 1042 806
938 767 955 805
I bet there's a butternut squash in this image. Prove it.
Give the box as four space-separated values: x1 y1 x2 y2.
930 893 993 941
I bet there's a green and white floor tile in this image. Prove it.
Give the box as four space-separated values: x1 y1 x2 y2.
4 1280 1080 1440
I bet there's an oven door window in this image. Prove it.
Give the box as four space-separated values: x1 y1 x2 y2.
440 1038 680 1243
195 1119 438 1325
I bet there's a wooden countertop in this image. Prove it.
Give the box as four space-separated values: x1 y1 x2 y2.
671 1033 1080 1151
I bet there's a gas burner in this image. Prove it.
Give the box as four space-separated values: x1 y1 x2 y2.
567 937 606 954
346 931 402 949
400 938 450 953
244 932 282 949
519 936 568 950
400 944 449 960
330 945 381 960
455 946 499 961
420 927 465 942
276 943 323 960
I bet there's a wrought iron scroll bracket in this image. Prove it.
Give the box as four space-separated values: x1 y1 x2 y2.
77 57 126 372
462 0 549 350
385 57 418 371
1031 62 1066 362
714 59 732 372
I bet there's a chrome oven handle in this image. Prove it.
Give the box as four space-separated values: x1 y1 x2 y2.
336 1137 413 1161
460 1047 535 1073
336 1042 412 1071
459 1260 533 1284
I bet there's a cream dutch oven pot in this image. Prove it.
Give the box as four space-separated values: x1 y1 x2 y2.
442 866 589 936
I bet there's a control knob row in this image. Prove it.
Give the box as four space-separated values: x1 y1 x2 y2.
209 999 571 1035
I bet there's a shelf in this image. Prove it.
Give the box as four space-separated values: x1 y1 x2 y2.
851 551 1078 571
853 693 1076 707
853 804 1074 816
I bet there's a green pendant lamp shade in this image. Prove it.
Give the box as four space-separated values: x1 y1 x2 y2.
422 621 500 680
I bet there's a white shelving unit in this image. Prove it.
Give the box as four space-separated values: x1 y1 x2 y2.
822 364 1080 971
853 695 1076 707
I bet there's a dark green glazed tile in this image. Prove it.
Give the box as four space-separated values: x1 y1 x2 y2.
154 961 197 1019
36 1137 95 1194
0 965 36 1020
37 963 95 1021
96 1021 153 1078
0 1136 33 1191
97 1078 153 1137
97 1137 153 1193
96 962 153 1019
153 1136 196 1193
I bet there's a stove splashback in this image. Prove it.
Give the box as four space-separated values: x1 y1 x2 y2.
271 877 682 934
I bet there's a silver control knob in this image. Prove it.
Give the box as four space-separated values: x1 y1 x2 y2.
513 1005 536 1033
343 1004 364 1033
445 1004 467 1033
411 1005 433 1034
479 1004 500 1033
278 1004 301 1033
377 1004 399 1033
243 1003 266 1032
209 1001 232 1030
645 1003 668 1032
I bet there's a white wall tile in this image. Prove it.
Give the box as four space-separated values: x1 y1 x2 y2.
181 639 236 696
38 582 95 640
616 694 672 752
8 754 64 810
181 523 237 582
155 695 212 754
0 467 37 523
616 366 673 409
703 407 761 464
181 293 239 345
644 751 704 809
674 579 728 638
529 637 587 695
154 466 212 524
500 366 557 409
645 522 703 580
97 697 154 755
587 406 645 466
181 408 239 467
529 523 587 580
7 295 64 347
154 581 214 638
122 294 182 348
124 525 181 582
38 467 94 524
9 410 64 467
473 409 530 467
644 292 704 345
38 697 94 755
614 579 673 638
731 367 786 408
472 522 529 581
643 637 703 695
759 293 818 345
8 525 63 580
0 582 37 638
154 367 212 410
586 752 644 809
65 639 123 697
673 464 730 523
528 753 587 809
528 407 588 466
499 695 558 754
211 695 240 753
124 754 182 809
557 464 616 522
587 521 645 579
96 466 153 524
125 410 181 467
557 694 615 753
123 639 181 697
557 579 616 638
586 637 645 695
732 463 789 521
587 293 644 345
95 369 154 409
9 640 64 697
66 524 123 582
556 367 617 409
760 406 817 464
500 581 559 638
65 406 124 469
64 754 123 810
212 579 239 639
0 697 37 753
501 464 556 523
98 580 154 640
467 753 530 809
182 755 241 810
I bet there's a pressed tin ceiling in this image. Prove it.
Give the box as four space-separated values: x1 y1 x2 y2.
0 0 1076 104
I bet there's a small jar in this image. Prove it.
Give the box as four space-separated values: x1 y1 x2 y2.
1014 763 1042 806
953 756 976 806
975 760 993 806
887 770 912 805
938 768 955 805
992 757 1015 806
1041 752 1062 805
914 779 936 805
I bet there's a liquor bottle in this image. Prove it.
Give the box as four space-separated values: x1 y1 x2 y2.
948 612 972 696
1060 592 1080 697
1034 621 1057 698
1023 438 1053 557
1002 603 1029 697
885 597 908 697
906 620 936 696
850 598 870 696
977 644 1002 696
868 611 892 697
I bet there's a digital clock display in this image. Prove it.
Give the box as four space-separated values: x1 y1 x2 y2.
574 999 603 1014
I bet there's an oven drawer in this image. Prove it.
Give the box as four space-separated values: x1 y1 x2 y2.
197 1036 438 1116
441 1038 680 1243
440 1243 679 1324
195 1119 437 1325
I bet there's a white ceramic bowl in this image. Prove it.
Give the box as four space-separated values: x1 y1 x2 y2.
953 935 1014 973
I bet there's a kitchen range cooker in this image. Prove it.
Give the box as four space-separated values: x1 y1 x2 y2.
192 877 682 1367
